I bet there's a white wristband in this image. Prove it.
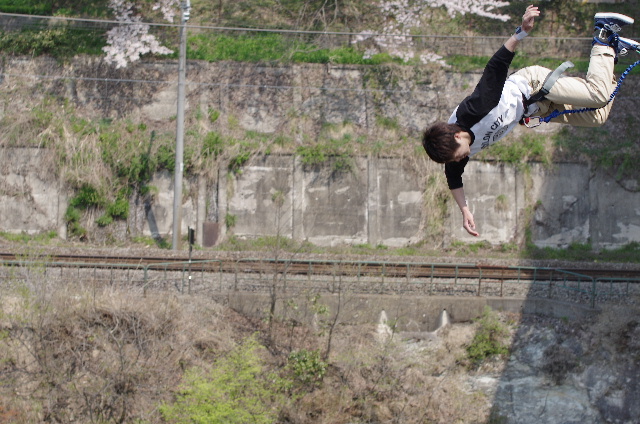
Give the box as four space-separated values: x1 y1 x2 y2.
514 26 528 40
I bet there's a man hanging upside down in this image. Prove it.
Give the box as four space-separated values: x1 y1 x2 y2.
422 5 638 236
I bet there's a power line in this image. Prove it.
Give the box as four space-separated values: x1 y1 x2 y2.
0 12 591 41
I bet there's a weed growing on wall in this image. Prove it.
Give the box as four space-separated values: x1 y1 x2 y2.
476 133 551 169
422 172 450 240
296 129 357 172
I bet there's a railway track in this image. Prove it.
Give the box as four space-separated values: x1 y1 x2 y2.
1 252 639 282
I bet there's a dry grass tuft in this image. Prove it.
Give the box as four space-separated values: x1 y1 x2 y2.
0 278 237 423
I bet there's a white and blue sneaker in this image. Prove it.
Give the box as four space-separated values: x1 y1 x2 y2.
593 13 634 61
618 36 640 56
594 12 634 34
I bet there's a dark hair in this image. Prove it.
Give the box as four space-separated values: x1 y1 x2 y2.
422 122 464 163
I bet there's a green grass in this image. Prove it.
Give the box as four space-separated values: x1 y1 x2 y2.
0 0 109 16
185 32 397 65
447 54 592 74
0 230 57 243
525 242 640 263
0 26 105 58
212 233 640 264
0 0 52 14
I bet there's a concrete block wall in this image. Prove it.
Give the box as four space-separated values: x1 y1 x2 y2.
222 155 424 247
227 293 597 332
3 147 640 250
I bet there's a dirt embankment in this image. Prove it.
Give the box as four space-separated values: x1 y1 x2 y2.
1 266 639 423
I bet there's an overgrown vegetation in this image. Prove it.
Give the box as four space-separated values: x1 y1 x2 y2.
296 132 355 172
186 32 399 65
0 274 508 423
0 230 57 243
0 0 52 14
3 0 640 67
0 26 105 58
160 336 290 424
466 306 510 367
525 241 640 263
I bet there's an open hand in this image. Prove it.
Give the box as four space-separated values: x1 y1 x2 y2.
462 208 479 237
522 5 540 33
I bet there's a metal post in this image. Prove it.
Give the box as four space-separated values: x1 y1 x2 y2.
143 266 148 297
172 0 191 250
188 227 194 294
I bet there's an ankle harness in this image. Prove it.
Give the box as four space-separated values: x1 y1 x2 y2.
521 59 640 128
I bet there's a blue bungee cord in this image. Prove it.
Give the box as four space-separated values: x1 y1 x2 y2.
538 58 640 124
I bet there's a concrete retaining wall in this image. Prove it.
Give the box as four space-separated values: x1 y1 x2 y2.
3 147 640 249
1 53 639 248
227 292 597 332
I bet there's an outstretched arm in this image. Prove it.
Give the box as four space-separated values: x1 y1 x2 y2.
504 5 540 52
451 187 479 237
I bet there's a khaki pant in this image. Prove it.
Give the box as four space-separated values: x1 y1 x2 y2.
514 45 616 127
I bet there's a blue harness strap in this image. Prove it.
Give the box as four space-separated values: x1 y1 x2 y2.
536 59 640 124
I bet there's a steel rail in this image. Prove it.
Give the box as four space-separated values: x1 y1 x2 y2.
1 252 638 281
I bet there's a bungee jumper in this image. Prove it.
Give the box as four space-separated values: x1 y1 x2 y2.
422 5 638 237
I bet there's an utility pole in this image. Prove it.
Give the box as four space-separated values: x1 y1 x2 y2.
172 0 190 250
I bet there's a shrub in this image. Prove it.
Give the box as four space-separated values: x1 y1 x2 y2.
466 306 509 366
287 348 327 388
160 336 288 424
107 195 129 220
96 213 113 227
70 184 106 209
202 131 224 158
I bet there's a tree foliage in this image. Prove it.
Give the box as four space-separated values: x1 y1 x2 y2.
160 335 289 424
